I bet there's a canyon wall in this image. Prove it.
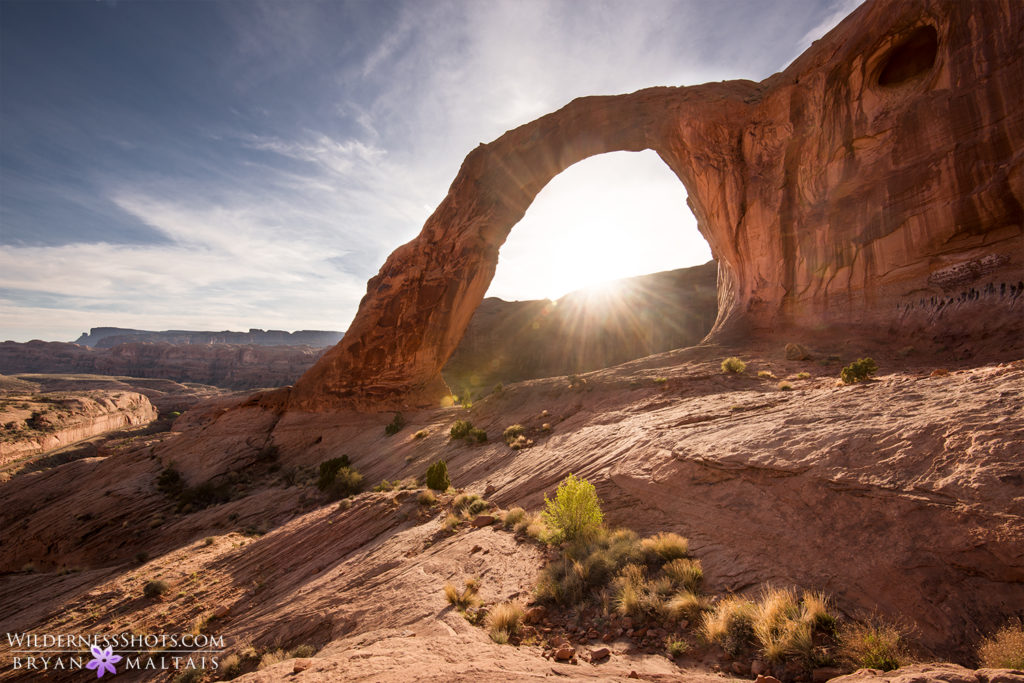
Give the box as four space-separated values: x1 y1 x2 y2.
289 0 1023 411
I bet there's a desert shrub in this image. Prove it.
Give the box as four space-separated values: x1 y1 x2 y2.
757 370 775 379
668 589 710 619
413 429 429 439
290 644 316 658
486 601 524 643
778 381 794 391
318 458 362 501
978 620 1024 669
666 637 690 657
450 420 472 439
542 473 604 543
452 493 481 513
664 558 703 592
425 459 450 491
442 512 461 531
796 372 811 379
143 580 170 598
467 427 487 443
641 532 689 562
173 670 204 683
134 551 149 564
702 596 757 655
721 357 747 374
257 649 286 670
467 498 490 515
157 467 185 495
417 491 436 506
502 507 525 528
748 589 839 664
839 619 909 671
502 424 525 445
384 412 406 436
840 357 878 384
444 579 480 610
317 455 351 490
178 480 232 510
204 537 215 546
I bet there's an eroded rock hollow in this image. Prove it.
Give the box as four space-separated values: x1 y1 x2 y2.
292 0 1023 410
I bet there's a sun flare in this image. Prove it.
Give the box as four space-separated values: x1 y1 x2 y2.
486 150 712 303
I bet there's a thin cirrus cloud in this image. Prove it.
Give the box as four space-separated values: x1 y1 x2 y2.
0 0 862 342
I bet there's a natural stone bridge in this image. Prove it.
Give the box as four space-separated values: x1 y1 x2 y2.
290 0 1023 411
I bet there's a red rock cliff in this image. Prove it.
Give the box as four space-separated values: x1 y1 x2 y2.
291 0 1023 410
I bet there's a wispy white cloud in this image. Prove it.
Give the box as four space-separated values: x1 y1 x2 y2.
3 0 860 342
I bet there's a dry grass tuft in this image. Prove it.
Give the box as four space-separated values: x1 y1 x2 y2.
640 532 689 561
702 595 756 655
444 579 480 610
664 558 703 592
978 619 1024 669
486 601 525 643
838 619 909 671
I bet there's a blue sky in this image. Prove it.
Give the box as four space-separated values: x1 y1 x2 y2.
0 0 861 342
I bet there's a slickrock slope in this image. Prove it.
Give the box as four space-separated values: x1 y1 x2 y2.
442 261 718 398
291 0 1024 410
1 346 1021 681
0 390 157 467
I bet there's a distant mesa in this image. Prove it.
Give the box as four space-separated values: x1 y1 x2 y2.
72 327 345 349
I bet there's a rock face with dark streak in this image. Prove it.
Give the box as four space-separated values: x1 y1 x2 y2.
442 262 718 399
290 0 1024 411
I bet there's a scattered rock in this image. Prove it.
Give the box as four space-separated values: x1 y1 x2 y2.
470 515 495 527
629 672 640 679
589 647 610 662
524 606 545 624
786 343 811 360
756 676 783 683
212 605 230 619
484 483 496 496
293 659 312 673
554 645 575 661
813 667 845 682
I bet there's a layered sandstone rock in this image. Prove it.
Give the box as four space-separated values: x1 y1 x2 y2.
291 0 1024 410
0 391 157 466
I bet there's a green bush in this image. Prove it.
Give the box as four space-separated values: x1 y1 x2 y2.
426 460 450 491
721 357 747 374
318 455 362 500
323 468 363 501
541 473 604 542
839 620 908 671
317 455 351 490
384 412 406 436
841 357 878 384
467 427 487 443
502 424 525 445
450 420 472 439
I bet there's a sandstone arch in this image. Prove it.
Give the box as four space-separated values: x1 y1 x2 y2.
291 0 1024 411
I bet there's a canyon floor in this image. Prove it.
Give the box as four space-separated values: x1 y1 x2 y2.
0 341 1021 682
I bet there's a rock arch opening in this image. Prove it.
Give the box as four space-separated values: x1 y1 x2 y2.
441 150 717 401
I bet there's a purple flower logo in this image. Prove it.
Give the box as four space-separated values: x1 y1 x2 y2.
85 645 122 678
